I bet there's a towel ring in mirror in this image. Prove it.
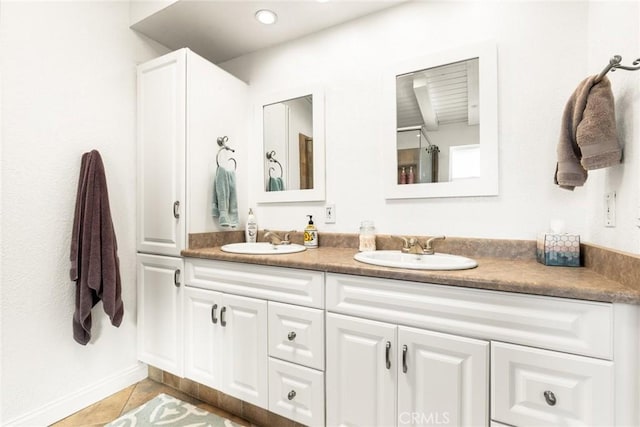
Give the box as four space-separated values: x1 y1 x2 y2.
266 150 283 178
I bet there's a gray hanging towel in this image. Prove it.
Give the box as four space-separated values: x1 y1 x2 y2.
70 150 123 345
212 166 238 228
555 75 621 190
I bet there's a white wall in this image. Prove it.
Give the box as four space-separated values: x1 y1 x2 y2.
583 1 640 254
222 1 604 244
0 2 167 424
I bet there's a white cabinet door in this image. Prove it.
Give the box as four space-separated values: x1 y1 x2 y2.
397 326 489 427
137 49 186 256
184 286 223 389
137 254 183 377
326 313 396 427
492 341 614 427
221 293 268 408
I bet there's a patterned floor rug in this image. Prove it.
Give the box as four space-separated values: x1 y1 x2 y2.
105 393 243 427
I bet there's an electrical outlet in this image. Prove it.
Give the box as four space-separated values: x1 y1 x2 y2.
324 204 336 224
605 192 616 227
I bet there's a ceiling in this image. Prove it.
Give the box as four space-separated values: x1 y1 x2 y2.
396 58 479 130
131 0 405 64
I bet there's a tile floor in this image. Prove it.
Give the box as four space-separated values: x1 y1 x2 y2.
50 378 252 427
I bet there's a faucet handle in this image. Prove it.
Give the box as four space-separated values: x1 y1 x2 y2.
263 229 282 245
281 231 295 245
393 235 411 253
424 235 445 254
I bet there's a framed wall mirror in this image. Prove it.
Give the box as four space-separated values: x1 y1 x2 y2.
256 86 325 203
383 41 498 199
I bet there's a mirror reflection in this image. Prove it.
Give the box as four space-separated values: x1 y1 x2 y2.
263 95 314 192
396 58 479 184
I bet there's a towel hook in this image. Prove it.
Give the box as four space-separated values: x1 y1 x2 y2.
266 150 283 178
216 136 237 170
595 54 640 83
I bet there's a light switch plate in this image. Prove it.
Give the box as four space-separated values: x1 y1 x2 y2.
605 192 616 227
324 204 336 224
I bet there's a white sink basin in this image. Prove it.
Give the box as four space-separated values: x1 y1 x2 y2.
221 242 307 255
354 250 477 270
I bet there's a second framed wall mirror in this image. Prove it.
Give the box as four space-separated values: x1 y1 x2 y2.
383 41 499 199
256 86 325 203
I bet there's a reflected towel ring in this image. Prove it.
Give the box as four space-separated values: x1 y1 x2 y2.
266 150 283 178
216 136 237 170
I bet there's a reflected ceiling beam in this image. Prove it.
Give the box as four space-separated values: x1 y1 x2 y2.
412 76 438 131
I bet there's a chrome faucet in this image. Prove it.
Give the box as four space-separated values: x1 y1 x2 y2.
395 235 446 255
263 230 292 245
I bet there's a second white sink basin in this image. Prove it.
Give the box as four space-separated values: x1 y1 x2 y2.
354 250 477 270
221 242 307 255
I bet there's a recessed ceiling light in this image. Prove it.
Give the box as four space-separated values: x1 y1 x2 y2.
255 9 277 25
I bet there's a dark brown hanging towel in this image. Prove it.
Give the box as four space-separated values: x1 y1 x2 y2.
70 150 123 345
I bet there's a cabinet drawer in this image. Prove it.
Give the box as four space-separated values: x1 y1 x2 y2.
268 358 325 427
185 259 324 308
491 341 614 427
268 302 324 370
326 273 612 359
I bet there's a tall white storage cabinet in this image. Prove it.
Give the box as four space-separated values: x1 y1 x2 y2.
136 48 248 377
137 49 186 257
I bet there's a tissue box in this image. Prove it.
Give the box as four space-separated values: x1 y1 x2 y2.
536 233 581 267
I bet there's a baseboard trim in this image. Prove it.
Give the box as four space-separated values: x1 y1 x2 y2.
4 363 148 427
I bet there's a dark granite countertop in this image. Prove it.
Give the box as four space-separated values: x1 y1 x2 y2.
182 239 640 304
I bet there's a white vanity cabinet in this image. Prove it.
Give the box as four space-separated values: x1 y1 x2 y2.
326 313 488 427
325 272 637 427
183 259 325 423
184 286 268 407
136 253 184 377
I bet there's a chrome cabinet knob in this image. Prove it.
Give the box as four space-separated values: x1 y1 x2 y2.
287 331 297 341
287 390 296 400
544 390 557 406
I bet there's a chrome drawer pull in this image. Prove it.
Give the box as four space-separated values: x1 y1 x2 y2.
211 304 218 324
173 269 181 287
385 341 391 370
287 331 297 341
173 201 180 219
287 390 296 400
544 390 557 406
220 306 227 327
402 344 408 373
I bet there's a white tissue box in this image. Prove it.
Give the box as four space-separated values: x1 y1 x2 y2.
536 233 581 267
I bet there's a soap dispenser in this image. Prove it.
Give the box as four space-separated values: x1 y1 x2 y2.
304 215 318 248
245 208 257 243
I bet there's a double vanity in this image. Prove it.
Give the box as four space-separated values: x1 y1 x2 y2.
137 232 640 427
134 45 640 426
